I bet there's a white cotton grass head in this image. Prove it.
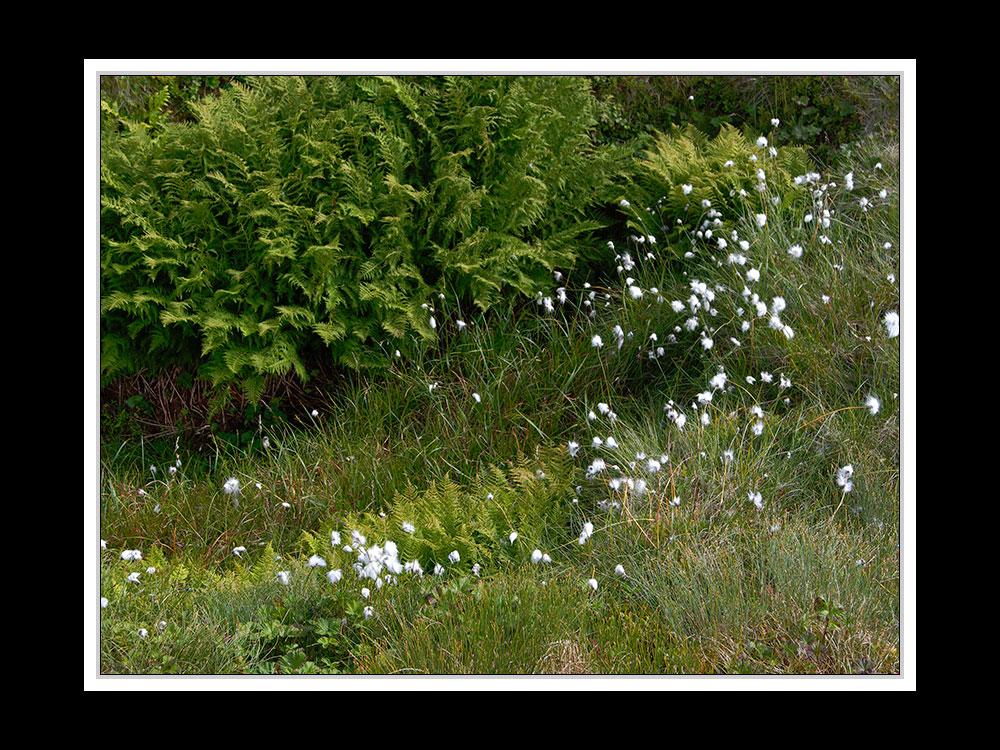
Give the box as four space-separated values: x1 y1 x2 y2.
884 310 900 338
223 477 241 499
836 465 855 493
865 395 881 416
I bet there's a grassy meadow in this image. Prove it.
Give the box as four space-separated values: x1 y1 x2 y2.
89 71 910 683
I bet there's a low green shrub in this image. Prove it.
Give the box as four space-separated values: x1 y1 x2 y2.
591 75 899 165
621 123 815 259
297 445 580 577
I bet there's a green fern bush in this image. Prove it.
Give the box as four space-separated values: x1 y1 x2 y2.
101 75 628 396
297 447 579 575
622 124 815 256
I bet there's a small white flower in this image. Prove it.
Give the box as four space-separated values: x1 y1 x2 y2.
126 572 141 584
756 136 768 148
276 571 290 585
327 569 343 584
405 560 424 576
787 244 803 259
308 554 327 568
884 311 900 338
448 550 461 564
755 213 767 227
591 334 604 349
472 392 481 403
402 521 415 534
531 549 543 564
749 491 764 510
509 531 518 544
567 441 580 457
434 563 445 577
587 578 599 591
137 628 149 639
363 605 375 619
836 465 855 493
456 320 466 330
331 530 342 547
223 477 241 497
101 597 108 609
614 564 625 577
682 183 693 195
361 587 370 599
865 395 881 416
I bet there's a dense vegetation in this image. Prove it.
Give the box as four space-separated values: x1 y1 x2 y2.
96 73 903 677
101 76 627 400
